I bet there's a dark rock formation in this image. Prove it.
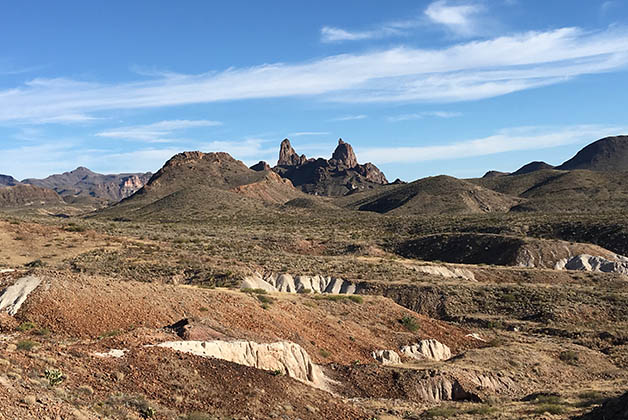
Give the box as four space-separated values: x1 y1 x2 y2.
277 139 307 166
556 135 628 171
0 175 19 186
330 139 358 168
250 161 271 172
273 138 388 196
482 171 509 178
0 184 63 208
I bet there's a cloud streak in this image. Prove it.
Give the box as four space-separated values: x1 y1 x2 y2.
358 125 627 164
387 111 462 121
95 119 221 142
1 27 628 122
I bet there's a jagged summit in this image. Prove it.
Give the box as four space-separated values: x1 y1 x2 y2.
272 137 387 196
250 161 271 171
277 139 307 166
331 138 358 168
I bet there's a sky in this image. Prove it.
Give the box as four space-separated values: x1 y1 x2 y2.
1 0 628 181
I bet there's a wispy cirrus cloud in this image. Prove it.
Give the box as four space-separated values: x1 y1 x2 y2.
387 111 462 122
424 0 485 37
1 27 628 123
358 125 627 164
95 119 221 142
321 19 414 43
330 114 367 121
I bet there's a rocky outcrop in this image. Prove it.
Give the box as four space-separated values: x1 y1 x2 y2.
273 138 388 196
401 339 452 361
0 184 63 208
277 139 307 166
482 170 509 178
250 161 271 171
24 167 151 204
411 264 476 281
330 139 358 168
0 276 42 316
156 340 329 390
372 350 401 365
241 272 361 294
555 254 628 274
0 175 19 187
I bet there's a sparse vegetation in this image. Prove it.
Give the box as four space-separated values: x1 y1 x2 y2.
44 368 65 386
399 315 420 332
16 340 37 351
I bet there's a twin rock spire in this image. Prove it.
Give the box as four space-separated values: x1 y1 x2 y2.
278 138 358 168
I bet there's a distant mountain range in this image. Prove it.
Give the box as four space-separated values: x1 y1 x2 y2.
1 134 628 213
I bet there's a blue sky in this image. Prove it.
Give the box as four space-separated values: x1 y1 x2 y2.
1 0 628 181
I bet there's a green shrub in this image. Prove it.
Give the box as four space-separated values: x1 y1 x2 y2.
532 404 565 415
44 368 65 386
17 322 37 332
17 340 37 351
400 315 420 332
347 295 363 304
423 406 461 418
241 288 268 295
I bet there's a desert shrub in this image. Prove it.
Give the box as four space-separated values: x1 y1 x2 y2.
16 340 37 351
319 349 330 358
423 405 461 418
44 368 65 386
532 404 565 415
257 295 274 305
347 295 364 304
17 321 37 332
241 288 268 295
24 259 45 268
559 350 579 365
400 315 420 332
65 223 86 232
297 288 312 294
466 404 497 415
98 329 122 340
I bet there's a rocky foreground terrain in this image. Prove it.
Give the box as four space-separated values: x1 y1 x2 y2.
0 136 626 419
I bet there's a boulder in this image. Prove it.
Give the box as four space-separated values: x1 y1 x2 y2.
372 349 401 365
401 339 452 361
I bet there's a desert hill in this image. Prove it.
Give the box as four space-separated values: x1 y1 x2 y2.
556 135 628 171
510 161 554 176
340 175 521 215
0 183 64 208
473 169 628 212
273 138 388 196
0 174 19 186
102 151 303 221
23 166 151 204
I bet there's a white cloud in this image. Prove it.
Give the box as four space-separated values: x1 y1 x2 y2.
387 111 462 121
321 22 410 43
424 0 484 37
290 131 329 136
330 114 368 121
357 125 627 164
1 27 628 122
96 119 221 142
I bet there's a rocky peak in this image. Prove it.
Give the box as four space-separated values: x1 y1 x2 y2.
277 139 307 166
250 161 271 172
331 139 358 168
